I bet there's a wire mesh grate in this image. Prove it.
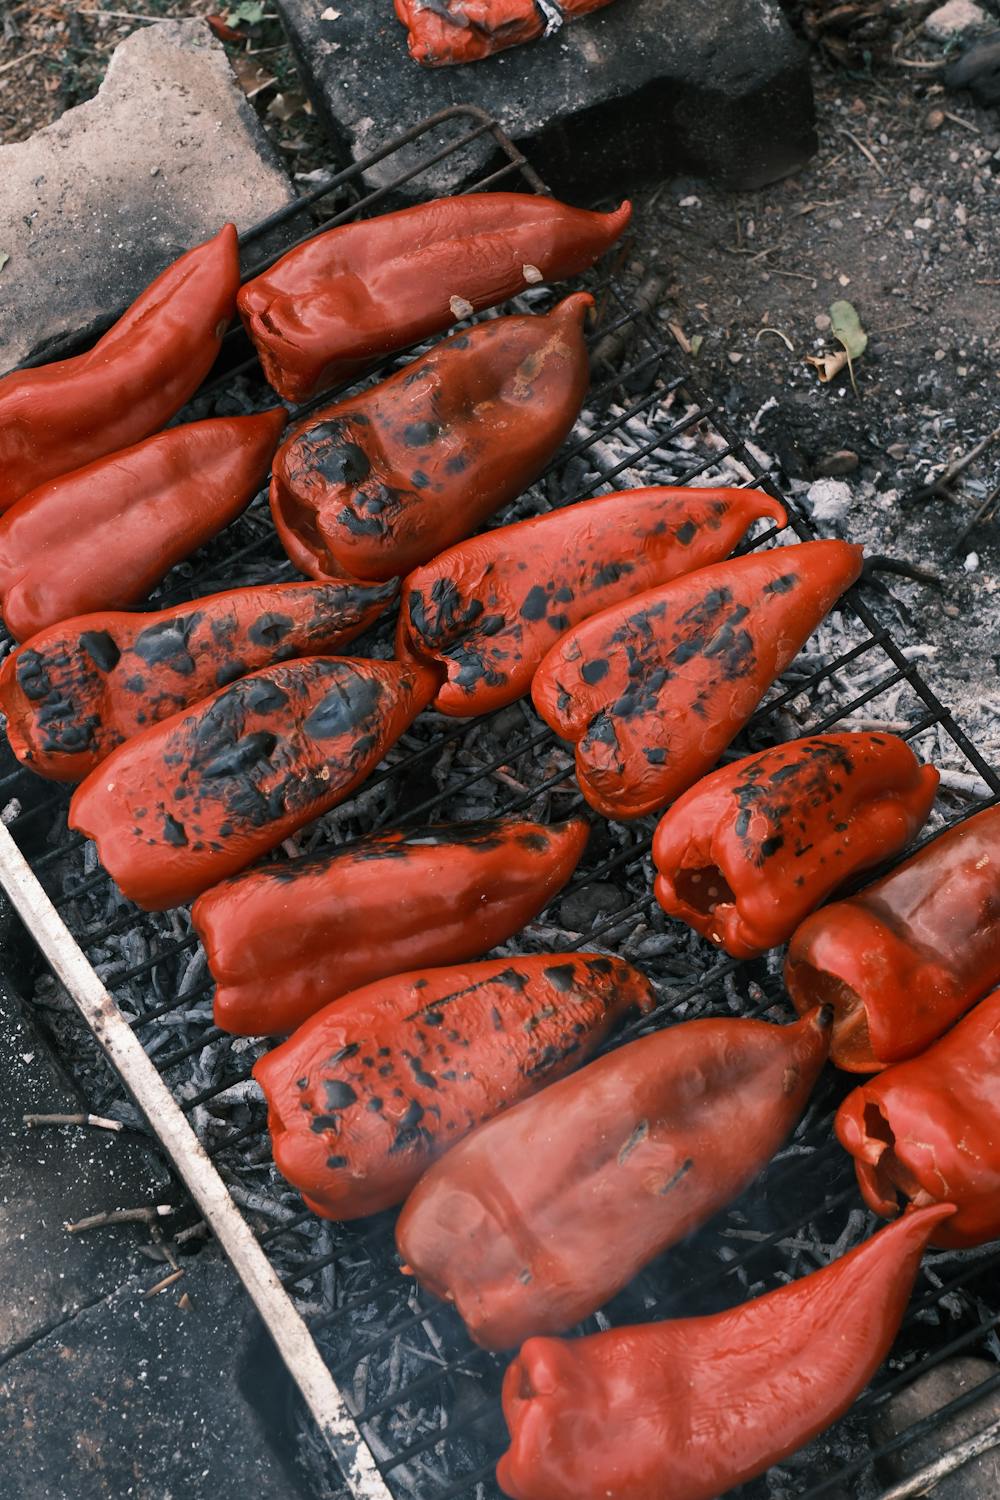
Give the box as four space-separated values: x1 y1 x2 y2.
3 105 1000 1500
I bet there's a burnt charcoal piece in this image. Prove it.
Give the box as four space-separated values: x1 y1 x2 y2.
275 0 817 199
945 31 1000 106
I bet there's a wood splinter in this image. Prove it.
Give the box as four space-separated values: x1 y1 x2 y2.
64 1205 175 1234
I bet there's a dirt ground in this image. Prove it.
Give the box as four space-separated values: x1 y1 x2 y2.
2 0 998 746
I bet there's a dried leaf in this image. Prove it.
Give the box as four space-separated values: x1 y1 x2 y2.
0 251 9 275
806 349 850 383
230 51 276 98
829 300 868 361
754 326 795 352
689 333 704 357
267 89 310 121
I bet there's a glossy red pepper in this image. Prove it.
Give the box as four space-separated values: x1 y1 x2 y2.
270 294 592 583
397 486 787 717
397 1007 830 1350
0 225 240 512
652 733 940 959
497 1203 955 1500
395 0 618 67
531 539 864 820
787 804 1000 1072
238 195 628 400
0 409 287 643
254 953 653 1220
837 988 1000 1247
0 578 396 783
68 655 436 910
193 815 590 1035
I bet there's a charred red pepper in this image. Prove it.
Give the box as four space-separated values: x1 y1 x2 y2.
193 816 590 1036
395 0 617 67
497 1203 955 1500
238 195 628 400
0 225 240 512
397 486 788 717
68 656 436 910
787 804 1000 1072
0 578 396 784
397 1007 830 1350
0 409 287 643
531 539 864 820
253 952 652 1220
652 733 940 959
270 294 592 583
837 987 1000 1247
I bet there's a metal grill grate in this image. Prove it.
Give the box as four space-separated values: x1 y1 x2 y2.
3 106 1000 1500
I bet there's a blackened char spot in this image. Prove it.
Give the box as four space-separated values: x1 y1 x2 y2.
408 1056 438 1090
310 1114 341 1133
79 631 121 672
389 1098 427 1154
644 747 667 765
764 573 797 595
760 834 785 859
133 619 198 676
326 1155 348 1168
520 586 548 622
245 680 288 714
248 613 293 648
304 672 382 740
14 651 50 701
403 421 439 447
411 471 430 489
592 560 634 587
216 660 247 688
581 658 609 686
323 1079 358 1110
301 423 371 486
201 731 278 778
544 963 577 992
162 814 187 846
675 520 697 545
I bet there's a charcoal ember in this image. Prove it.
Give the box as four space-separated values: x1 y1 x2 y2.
559 879 627 931
871 1356 1000 1495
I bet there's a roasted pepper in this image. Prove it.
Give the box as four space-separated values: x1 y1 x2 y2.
531 539 864 820
395 0 617 67
238 195 628 400
497 1203 955 1500
397 1007 830 1350
0 409 287 643
397 486 788 717
270 294 592 583
253 952 653 1220
194 816 590 1035
68 656 436 910
0 578 396 783
652 733 940 959
787 803 1000 1071
837 988 1000 1247
0 224 240 512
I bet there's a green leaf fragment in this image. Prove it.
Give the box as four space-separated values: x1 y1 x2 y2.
829 300 868 361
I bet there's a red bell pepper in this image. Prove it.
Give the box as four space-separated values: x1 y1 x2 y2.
193 815 590 1035
497 1203 955 1500
238 195 628 400
531 539 864 820
836 987 1000 1248
68 655 436 910
395 0 618 67
0 577 396 784
396 486 788 717
270 294 592 583
0 409 287 643
253 952 652 1219
652 732 940 959
0 224 240 512
787 803 1000 1071
397 1007 830 1350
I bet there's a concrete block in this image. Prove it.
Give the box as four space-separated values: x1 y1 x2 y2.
275 0 817 200
0 19 296 373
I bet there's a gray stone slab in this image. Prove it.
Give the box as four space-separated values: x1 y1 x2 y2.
0 1248 315 1500
276 0 816 200
0 19 297 373
0 975 171 1355
870 1356 1000 1497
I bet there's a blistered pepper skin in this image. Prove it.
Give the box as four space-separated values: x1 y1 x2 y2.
397 487 788 717
531 540 864 820
787 804 1000 1071
397 1008 830 1350
0 409 287 643
253 953 653 1220
194 816 590 1036
395 0 617 66
652 733 940 959
837 989 1000 1248
269 294 592 583
497 1204 955 1500
0 578 396 783
239 195 628 400
68 655 435 910
0 225 240 512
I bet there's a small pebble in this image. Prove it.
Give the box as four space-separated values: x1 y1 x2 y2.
914 217 934 231
814 313 831 331
727 351 743 365
964 552 980 572
925 108 946 131
678 195 701 208
815 450 860 477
